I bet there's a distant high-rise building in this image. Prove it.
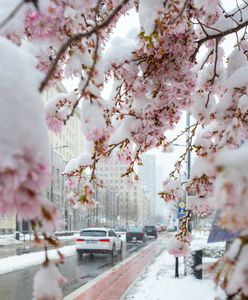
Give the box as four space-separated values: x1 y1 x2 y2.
95 154 132 227
95 153 152 227
139 154 156 223
156 164 167 223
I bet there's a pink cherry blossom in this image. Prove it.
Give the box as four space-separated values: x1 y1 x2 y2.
167 236 191 257
46 113 63 134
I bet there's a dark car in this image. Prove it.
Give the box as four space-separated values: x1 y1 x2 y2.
126 226 146 243
144 225 158 238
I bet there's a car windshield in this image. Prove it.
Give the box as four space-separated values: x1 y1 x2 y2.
127 226 142 232
80 230 107 237
145 226 154 230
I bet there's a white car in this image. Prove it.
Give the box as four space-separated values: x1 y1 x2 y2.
75 228 123 257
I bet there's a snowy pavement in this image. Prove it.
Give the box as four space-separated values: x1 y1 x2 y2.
0 245 76 275
123 232 225 300
0 232 127 275
0 230 226 300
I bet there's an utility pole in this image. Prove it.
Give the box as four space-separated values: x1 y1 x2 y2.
186 112 192 232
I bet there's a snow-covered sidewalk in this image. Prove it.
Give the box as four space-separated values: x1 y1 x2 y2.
0 245 76 275
123 236 224 300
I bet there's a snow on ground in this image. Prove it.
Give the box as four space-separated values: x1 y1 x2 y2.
0 234 23 246
0 245 76 275
0 232 80 246
191 230 225 258
0 232 126 275
124 247 223 300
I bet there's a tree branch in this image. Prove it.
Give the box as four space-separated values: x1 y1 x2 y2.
169 0 189 25
39 0 130 92
0 0 24 30
191 18 248 61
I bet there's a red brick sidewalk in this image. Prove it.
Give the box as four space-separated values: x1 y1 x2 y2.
66 242 160 300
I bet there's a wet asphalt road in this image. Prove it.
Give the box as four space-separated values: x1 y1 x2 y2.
0 240 154 300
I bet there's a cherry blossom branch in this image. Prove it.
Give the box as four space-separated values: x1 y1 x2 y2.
175 210 191 243
192 19 222 34
0 0 23 30
0 0 39 30
39 0 130 92
105 139 130 156
209 39 220 85
168 122 198 145
89 152 99 182
169 0 189 25
205 91 212 109
191 18 248 61
200 50 214 70
64 33 100 123
169 122 199 178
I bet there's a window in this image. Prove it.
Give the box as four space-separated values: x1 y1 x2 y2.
108 230 116 237
80 230 106 237
127 226 142 233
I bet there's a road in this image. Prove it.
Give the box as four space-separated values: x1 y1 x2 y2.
0 239 155 300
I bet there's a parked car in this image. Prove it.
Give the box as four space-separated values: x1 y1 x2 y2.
75 228 123 257
144 225 158 238
114 227 127 233
126 226 147 243
159 224 167 232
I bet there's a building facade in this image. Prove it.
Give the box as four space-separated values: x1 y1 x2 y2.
43 83 85 162
94 153 153 228
43 84 86 231
139 154 157 224
0 215 16 234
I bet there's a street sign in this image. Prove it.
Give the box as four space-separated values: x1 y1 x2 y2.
179 202 185 208
178 207 186 219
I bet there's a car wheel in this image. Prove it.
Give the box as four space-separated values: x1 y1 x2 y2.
111 243 116 257
76 250 83 259
119 242 123 253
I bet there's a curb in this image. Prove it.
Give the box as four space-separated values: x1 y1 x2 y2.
120 243 166 300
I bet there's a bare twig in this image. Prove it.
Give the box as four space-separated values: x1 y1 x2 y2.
205 91 212 109
0 0 24 30
168 123 198 145
170 122 199 178
200 50 214 70
219 3 240 26
209 39 220 85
